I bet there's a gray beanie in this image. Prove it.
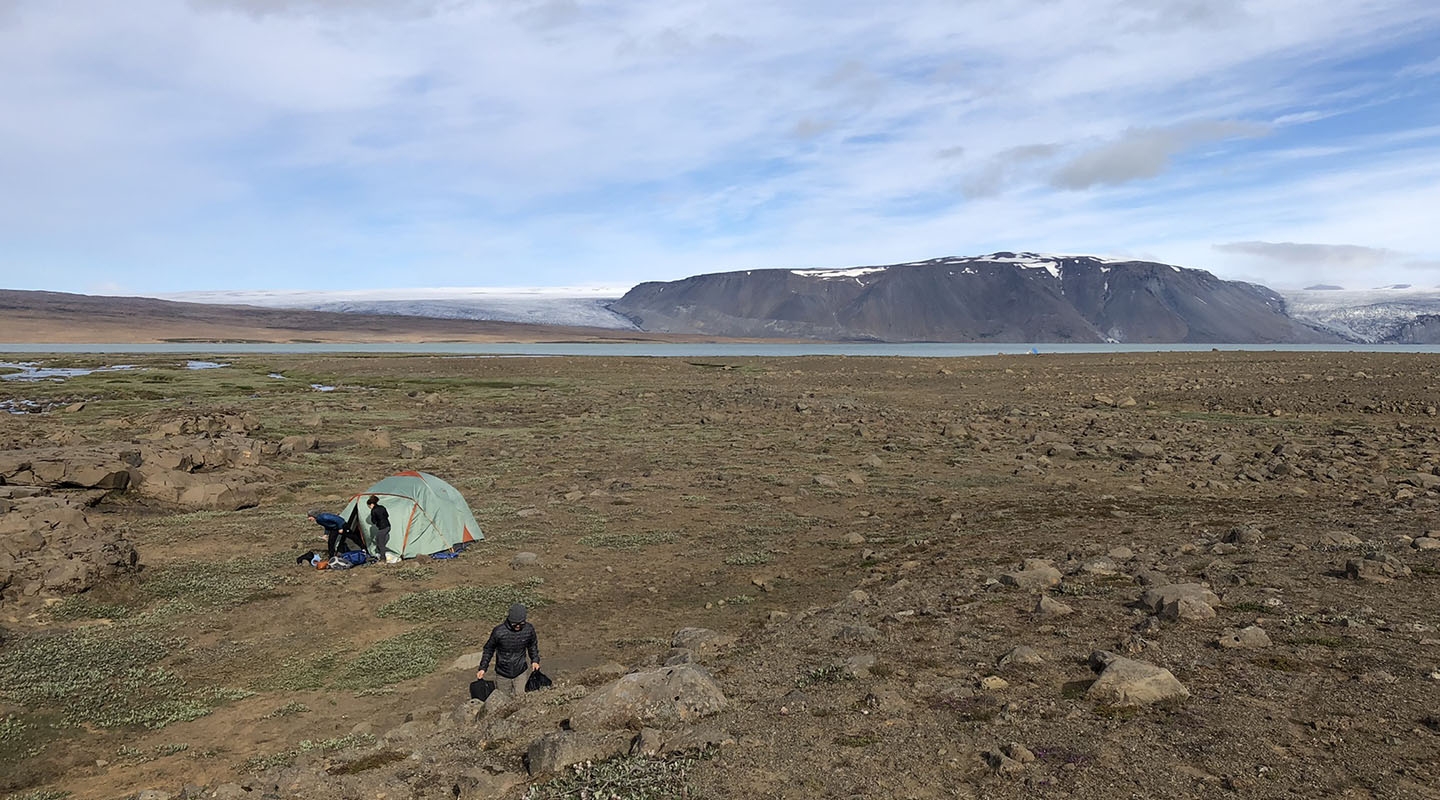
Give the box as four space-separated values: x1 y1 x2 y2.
507 603 527 624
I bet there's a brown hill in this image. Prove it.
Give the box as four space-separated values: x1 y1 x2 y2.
0 289 714 344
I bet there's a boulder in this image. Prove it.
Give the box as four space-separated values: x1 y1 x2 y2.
567 664 727 731
1217 626 1272 649
997 645 1045 668
1139 584 1221 613
1158 597 1217 622
1000 559 1062 590
1345 553 1411 583
1033 594 1073 618
526 730 634 776
1085 651 1189 707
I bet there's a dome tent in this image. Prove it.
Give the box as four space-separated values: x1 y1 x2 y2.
340 471 483 559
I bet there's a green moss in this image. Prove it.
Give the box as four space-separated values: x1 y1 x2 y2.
577 532 678 550
525 754 697 800
332 629 455 690
376 584 545 622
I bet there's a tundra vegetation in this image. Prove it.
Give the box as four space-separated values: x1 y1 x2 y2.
2 351 1439 799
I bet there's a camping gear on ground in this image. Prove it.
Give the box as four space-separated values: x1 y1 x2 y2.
470 678 496 701
337 551 368 567
525 669 553 693
338 471 484 561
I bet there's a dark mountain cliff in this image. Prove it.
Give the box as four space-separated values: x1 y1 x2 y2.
609 253 1341 343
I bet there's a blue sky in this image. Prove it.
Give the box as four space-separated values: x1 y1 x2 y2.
1 0 1439 294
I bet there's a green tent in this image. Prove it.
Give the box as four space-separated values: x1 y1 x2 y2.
340 471 483 559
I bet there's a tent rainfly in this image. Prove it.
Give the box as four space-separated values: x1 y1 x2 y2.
340 471 483 559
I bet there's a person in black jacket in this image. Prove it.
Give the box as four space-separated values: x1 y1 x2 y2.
366 495 391 557
476 603 540 697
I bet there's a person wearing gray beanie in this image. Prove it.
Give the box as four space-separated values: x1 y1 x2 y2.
477 603 540 697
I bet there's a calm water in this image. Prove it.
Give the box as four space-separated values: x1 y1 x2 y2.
4 342 1440 357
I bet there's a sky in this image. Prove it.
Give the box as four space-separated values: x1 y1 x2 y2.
1 0 1439 295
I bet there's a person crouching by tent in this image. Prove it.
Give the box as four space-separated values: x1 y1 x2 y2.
366 495 391 556
476 603 540 698
309 509 364 558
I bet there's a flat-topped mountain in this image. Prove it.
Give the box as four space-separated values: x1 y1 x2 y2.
611 253 1340 343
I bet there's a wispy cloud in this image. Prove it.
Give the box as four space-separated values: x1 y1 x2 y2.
0 0 1438 292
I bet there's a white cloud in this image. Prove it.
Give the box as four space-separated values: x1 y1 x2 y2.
1050 121 1271 190
0 0 1439 292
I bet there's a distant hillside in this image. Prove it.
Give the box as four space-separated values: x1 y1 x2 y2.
611 253 1341 343
0 290 686 344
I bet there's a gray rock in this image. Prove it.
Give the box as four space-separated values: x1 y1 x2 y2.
567 664 727 731
526 730 634 776
631 726 666 756
1078 556 1119 576
510 551 540 569
1003 742 1036 763
997 645 1045 667
1000 559 1062 590
136 791 172 800
1159 596 1217 622
1033 594 1074 618
1345 553 1411 582
1086 651 1189 707
1225 525 1264 545
211 785 246 800
1413 537 1440 551
844 654 877 678
1217 626 1272 649
1139 583 1221 613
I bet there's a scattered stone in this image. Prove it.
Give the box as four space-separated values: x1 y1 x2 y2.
1159 596 1218 622
1077 556 1119 576
1000 558 1062 590
997 645 1045 668
979 675 1009 691
1086 651 1189 707
1003 742 1036 763
400 441 425 458
510 552 540 569
1217 626 1273 649
1413 537 1440 551
844 654 877 679
1345 553 1411 583
1139 583 1221 614
1033 594 1074 618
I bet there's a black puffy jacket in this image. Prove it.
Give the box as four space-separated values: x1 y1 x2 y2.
478 621 539 679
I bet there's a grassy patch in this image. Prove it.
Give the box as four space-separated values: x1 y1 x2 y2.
577 531 678 550
251 651 345 692
142 556 289 608
242 733 376 773
723 550 773 566
0 620 252 730
332 629 456 690
833 734 876 748
262 701 311 719
45 595 135 622
525 754 697 800
376 582 546 622
797 664 854 688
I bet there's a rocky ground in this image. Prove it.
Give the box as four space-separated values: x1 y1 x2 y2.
2 351 1439 800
